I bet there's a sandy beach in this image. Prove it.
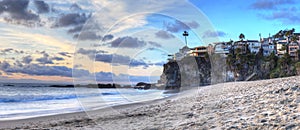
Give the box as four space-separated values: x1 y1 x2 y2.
1 76 300 130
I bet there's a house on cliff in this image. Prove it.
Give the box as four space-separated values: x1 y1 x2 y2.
189 46 210 57
276 38 288 57
247 40 261 54
261 37 276 56
288 42 300 61
233 41 248 54
214 42 231 56
294 33 300 43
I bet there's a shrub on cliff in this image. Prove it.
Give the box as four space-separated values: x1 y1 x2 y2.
295 62 300 75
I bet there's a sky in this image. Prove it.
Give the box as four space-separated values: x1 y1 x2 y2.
0 0 300 84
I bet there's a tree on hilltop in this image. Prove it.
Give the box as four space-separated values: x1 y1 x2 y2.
239 33 245 41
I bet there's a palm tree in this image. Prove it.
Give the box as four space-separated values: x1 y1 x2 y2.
239 33 245 41
283 28 296 43
284 29 293 43
291 35 299 43
291 28 295 34
275 30 283 38
227 40 233 45
259 33 262 42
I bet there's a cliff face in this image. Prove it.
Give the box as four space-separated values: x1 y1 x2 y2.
160 61 180 90
226 52 297 81
158 56 212 90
159 51 298 91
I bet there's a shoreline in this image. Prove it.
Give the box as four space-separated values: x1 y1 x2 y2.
1 76 300 129
0 87 191 129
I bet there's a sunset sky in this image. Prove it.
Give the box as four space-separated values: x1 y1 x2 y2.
0 0 300 84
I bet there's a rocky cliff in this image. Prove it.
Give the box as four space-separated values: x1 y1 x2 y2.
158 55 213 90
158 52 298 91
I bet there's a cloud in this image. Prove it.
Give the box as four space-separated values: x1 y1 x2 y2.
95 53 163 68
0 61 10 70
155 30 175 39
202 30 227 38
3 48 13 52
3 29 74 51
250 0 295 10
36 53 65 64
95 71 159 83
95 71 114 82
154 61 165 66
76 48 106 56
102 34 114 42
110 36 147 48
1 48 26 55
164 20 199 33
33 0 50 14
22 56 33 64
15 50 24 54
70 3 82 11
186 21 200 28
130 60 149 67
77 48 149 67
148 41 162 48
0 48 25 55
259 8 300 24
13 60 23 68
53 13 91 27
0 61 89 77
94 53 117 63
74 31 102 41
1 48 13 54
0 0 40 26
36 53 54 64
52 57 64 61
12 64 70 76
58 52 72 58
94 53 147 67
250 0 300 24
250 0 276 10
68 23 105 41
67 25 83 33
1 60 157 82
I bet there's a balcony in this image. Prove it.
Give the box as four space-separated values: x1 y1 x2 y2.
289 52 297 57
191 50 207 53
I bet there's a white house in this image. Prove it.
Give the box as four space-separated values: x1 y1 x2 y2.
247 40 261 54
276 37 289 44
233 41 248 54
261 38 276 56
276 43 286 57
214 42 231 55
274 37 288 57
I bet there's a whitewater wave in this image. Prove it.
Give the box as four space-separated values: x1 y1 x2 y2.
0 92 121 103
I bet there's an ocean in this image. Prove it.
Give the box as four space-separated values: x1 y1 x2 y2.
0 83 171 121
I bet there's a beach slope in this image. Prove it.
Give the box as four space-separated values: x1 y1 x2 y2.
1 76 300 130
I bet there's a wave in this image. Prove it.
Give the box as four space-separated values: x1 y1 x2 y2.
0 92 121 103
101 92 120 96
0 95 78 103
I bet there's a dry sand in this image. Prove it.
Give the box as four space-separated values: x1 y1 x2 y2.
1 76 300 130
